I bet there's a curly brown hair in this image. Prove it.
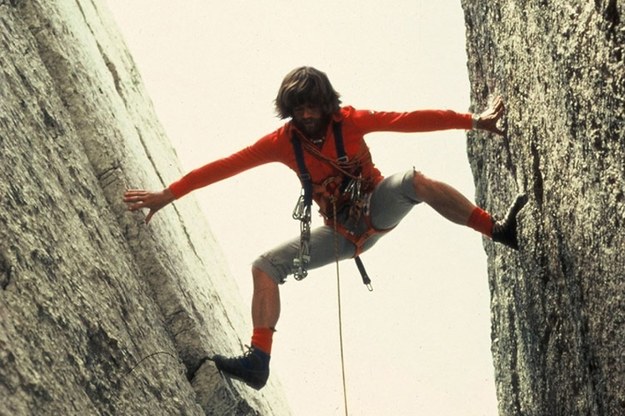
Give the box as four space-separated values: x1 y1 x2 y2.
274 66 341 119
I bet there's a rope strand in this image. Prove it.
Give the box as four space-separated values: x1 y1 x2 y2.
301 139 369 181
332 198 350 416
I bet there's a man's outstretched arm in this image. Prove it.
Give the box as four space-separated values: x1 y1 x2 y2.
351 95 506 135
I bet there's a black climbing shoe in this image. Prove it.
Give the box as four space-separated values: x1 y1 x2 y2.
492 194 528 250
212 346 270 390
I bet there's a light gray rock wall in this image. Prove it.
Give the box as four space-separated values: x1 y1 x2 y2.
0 1 290 414
462 1 624 415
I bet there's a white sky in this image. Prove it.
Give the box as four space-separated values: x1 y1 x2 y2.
105 1 498 415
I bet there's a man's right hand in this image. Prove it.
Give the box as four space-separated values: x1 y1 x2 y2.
123 188 175 224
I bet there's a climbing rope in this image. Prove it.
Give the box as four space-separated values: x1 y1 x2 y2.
332 198 350 416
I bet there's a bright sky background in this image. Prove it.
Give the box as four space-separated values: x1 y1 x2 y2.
105 1 498 415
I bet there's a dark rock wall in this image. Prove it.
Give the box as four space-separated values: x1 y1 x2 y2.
0 1 289 415
462 1 624 415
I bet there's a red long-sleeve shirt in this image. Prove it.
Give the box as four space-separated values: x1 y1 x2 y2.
168 106 472 200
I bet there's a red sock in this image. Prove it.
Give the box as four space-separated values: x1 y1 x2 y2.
467 207 494 237
251 328 274 355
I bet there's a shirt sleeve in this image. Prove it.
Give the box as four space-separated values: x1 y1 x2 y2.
168 132 280 199
349 107 473 134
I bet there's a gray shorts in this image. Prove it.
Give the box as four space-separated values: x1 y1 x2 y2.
253 169 420 284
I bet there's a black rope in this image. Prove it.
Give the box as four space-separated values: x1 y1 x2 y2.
124 351 180 377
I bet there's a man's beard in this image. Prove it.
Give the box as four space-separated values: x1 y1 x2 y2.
293 115 329 140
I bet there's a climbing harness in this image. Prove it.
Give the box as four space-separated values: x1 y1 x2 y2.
290 121 386 290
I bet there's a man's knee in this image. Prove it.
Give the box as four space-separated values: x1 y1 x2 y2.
412 170 435 202
252 264 284 288
253 266 280 289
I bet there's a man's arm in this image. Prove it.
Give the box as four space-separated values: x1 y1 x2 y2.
351 96 506 136
123 132 281 223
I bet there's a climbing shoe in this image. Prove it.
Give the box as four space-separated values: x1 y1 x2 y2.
492 194 528 250
212 346 270 390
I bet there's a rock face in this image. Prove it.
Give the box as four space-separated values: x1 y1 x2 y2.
462 1 624 415
0 1 289 415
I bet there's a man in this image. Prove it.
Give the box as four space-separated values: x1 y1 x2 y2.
123 66 527 390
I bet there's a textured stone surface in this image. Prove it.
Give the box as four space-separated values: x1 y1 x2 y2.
0 1 289 414
462 1 624 415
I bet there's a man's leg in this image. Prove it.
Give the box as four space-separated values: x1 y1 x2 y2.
252 267 280 329
248 267 280 357
412 170 483 227
210 268 278 390
210 269 283 390
213 226 354 389
412 170 527 248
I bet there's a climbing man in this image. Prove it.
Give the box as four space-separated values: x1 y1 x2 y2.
123 66 527 390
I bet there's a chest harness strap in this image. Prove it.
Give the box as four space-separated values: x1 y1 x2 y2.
292 121 391 290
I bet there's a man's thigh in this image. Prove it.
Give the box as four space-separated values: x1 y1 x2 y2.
369 169 420 230
253 225 356 284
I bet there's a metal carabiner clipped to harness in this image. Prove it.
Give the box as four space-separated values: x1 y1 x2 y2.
292 191 307 220
293 189 312 280
343 174 363 205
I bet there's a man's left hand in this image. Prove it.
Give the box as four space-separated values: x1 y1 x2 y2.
475 95 505 135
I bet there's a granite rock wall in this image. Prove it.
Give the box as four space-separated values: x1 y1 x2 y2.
462 1 624 415
0 1 289 414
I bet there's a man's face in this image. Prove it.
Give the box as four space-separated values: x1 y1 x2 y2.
292 103 327 139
